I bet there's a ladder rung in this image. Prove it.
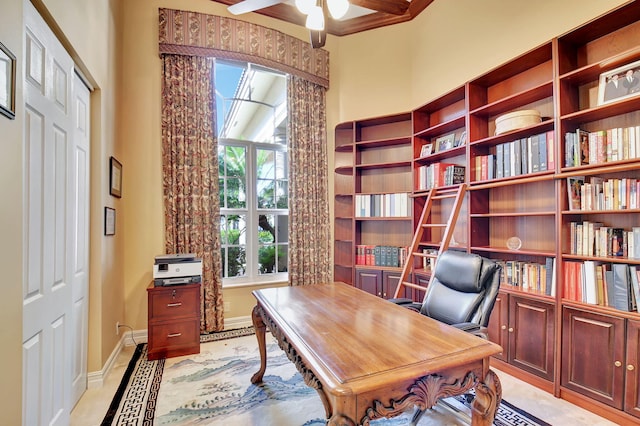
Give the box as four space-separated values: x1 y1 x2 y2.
422 223 446 228
399 281 427 291
432 193 457 200
412 251 438 258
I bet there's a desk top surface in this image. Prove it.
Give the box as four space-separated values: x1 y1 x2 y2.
253 282 502 393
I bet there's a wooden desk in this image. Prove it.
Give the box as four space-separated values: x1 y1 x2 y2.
251 282 502 426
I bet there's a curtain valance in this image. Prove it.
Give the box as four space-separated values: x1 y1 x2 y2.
159 8 329 89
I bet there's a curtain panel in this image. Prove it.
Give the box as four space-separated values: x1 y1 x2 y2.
159 8 329 89
161 55 224 332
287 75 332 285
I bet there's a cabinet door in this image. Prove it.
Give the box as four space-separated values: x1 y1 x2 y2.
626 320 640 418
356 269 382 297
487 292 508 362
509 296 555 381
562 307 625 409
383 270 403 299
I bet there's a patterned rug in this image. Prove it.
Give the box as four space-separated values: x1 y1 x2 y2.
102 327 551 426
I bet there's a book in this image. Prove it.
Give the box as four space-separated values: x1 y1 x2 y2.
612 263 632 311
577 129 590 165
538 132 547 171
630 265 640 313
546 130 555 170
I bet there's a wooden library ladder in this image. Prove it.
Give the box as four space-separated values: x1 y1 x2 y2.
393 184 467 299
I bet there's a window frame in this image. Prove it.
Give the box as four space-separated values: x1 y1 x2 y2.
219 138 289 287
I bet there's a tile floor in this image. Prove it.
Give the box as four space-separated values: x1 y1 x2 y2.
70 345 619 426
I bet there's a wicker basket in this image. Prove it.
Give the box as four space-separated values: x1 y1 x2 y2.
495 109 541 135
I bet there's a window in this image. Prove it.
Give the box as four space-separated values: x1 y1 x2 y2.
216 60 289 284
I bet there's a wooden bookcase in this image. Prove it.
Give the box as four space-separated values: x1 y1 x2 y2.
333 113 413 294
332 2 640 423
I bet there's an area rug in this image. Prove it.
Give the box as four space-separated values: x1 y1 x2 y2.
102 327 551 426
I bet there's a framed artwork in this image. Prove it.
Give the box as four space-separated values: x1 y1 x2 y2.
109 156 122 198
435 133 455 151
566 176 584 211
104 207 116 236
0 42 16 120
455 131 467 147
420 143 433 157
597 59 640 105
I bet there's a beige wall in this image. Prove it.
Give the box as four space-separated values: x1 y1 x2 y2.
0 0 630 423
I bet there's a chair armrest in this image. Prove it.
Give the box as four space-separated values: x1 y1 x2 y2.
452 322 481 332
388 298 414 305
388 298 422 312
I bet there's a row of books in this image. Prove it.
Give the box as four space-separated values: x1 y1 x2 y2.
565 126 640 167
354 193 411 217
495 258 556 296
567 176 640 211
473 131 555 181
355 245 408 267
563 261 640 313
568 222 640 259
416 163 465 190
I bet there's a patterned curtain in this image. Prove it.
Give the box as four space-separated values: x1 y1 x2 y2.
161 54 224 332
287 75 332 286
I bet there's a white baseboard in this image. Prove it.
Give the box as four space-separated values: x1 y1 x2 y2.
224 315 252 330
86 316 251 389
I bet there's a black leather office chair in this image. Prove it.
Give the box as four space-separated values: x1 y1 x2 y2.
392 250 501 338
392 250 502 425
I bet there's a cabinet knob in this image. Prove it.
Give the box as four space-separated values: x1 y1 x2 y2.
628 364 635 371
508 327 514 333
501 325 506 330
615 361 622 367
383 292 387 297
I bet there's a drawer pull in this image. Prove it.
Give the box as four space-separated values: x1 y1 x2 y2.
167 302 183 307
167 333 182 338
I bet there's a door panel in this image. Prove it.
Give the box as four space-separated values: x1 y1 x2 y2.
626 320 640 418
70 74 90 407
509 296 555 380
561 307 625 409
23 2 78 424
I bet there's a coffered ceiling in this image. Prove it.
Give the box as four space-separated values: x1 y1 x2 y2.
212 0 435 36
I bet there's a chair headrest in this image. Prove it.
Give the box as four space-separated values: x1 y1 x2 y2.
433 251 485 293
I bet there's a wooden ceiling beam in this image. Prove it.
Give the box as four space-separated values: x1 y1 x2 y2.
349 0 409 16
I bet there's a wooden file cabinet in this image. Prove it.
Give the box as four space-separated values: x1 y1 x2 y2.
147 283 200 360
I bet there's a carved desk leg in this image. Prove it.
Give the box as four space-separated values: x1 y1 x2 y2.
471 369 502 426
250 305 267 384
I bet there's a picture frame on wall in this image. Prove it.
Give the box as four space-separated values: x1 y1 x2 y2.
109 156 122 198
0 42 16 120
104 207 116 236
597 59 640 105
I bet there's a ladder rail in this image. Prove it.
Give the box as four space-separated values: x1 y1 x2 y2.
393 184 467 299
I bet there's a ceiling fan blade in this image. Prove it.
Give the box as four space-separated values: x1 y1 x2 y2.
350 0 409 15
228 0 285 15
309 29 327 48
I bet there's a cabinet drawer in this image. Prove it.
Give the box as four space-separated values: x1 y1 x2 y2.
148 318 200 350
149 285 199 320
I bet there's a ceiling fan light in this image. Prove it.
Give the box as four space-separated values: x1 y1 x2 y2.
327 0 349 19
295 0 316 15
306 5 325 31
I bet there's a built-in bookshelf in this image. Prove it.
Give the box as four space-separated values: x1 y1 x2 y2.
332 2 640 423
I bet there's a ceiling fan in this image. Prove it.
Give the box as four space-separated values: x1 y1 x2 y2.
226 0 410 48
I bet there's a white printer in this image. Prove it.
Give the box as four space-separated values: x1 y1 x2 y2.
153 253 202 286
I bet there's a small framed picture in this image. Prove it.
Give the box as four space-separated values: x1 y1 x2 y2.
109 156 122 198
566 176 584 211
420 144 433 157
455 131 467 147
104 207 116 236
0 42 16 120
597 59 640 105
435 133 455 151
